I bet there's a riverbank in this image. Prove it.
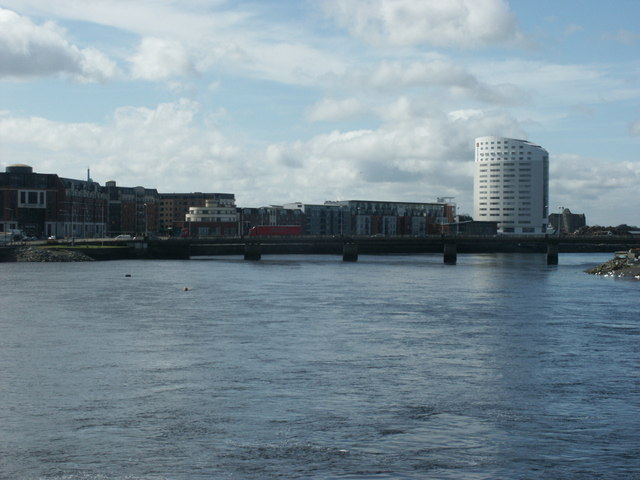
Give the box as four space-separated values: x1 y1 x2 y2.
585 250 640 278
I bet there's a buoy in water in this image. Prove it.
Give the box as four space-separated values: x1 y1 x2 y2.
184 287 189 291
125 274 131 277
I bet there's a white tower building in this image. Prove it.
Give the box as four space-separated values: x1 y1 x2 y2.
474 136 549 234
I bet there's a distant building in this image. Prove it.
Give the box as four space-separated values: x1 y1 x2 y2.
158 193 235 235
334 200 453 236
548 208 586 234
60 176 109 238
182 197 238 236
280 200 454 236
238 206 303 236
283 202 346 235
0 164 109 238
103 181 158 236
474 136 549 234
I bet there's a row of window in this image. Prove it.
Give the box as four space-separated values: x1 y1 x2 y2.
478 168 531 173
478 180 531 184
477 143 528 149
478 162 531 167
479 173 532 178
478 213 533 217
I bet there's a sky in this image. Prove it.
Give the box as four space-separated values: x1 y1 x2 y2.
0 0 639 226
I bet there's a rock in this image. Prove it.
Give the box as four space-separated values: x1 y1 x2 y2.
13 247 94 262
585 253 640 278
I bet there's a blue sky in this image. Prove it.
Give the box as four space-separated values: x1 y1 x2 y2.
1 0 638 226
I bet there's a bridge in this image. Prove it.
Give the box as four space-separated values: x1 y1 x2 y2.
186 234 640 264
2 234 638 264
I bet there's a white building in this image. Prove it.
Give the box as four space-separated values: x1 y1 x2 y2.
474 136 549 234
185 198 238 236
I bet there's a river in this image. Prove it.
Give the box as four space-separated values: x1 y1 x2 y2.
1 253 638 479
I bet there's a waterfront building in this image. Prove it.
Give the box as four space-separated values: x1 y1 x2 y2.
0 164 108 238
474 136 549 234
283 202 346 235
238 206 303 236
104 181 158 237
158 193 235 235
182 197 238 236
60 176 108 238
330 200 453 236
276 200 453 236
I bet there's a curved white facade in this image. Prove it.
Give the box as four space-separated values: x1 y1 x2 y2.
474 136 549 234
185 199 237 223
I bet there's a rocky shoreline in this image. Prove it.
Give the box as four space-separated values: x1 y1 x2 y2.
11 247 95 262
585 250 640 279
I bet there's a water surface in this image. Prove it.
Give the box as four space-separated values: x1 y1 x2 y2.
1 253 638 479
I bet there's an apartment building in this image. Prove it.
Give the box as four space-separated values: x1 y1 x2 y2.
157 193 235 235
474 136 549 234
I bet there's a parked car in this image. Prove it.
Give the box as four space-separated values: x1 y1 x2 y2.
114 234 133 240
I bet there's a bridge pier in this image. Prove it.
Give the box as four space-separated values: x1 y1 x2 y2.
443 238 457 265
343 243 358 262
244 243 261 260
546 237 559 265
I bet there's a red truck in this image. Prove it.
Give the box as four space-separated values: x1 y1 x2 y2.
248 225 303 237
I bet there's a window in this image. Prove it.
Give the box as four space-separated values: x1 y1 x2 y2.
18 190 46 208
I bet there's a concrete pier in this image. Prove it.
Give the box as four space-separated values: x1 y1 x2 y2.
244 243 262 260
546 237 559 265
443 238 457 265
342 243 358 262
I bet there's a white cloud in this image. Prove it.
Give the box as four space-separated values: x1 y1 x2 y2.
322 0 527 48
551 154 640 226
472 59 640 118
260 108 527 206
307 98 367 122
129 37 196 80
350 59 524 105
603 29 640 46
564 24 583 36
0 99 241 191
1 2 347 87
0 8 118 81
